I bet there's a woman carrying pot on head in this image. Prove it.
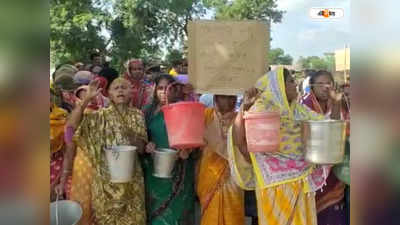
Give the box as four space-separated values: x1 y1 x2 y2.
196 94 245 225
143 74 197 225
60 78 148 225
229 67 343 225
300 70 350 225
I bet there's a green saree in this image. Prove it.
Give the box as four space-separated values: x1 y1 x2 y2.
142 105 195 225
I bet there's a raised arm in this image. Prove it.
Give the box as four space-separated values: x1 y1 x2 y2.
55 80 102 195
66 80 102 129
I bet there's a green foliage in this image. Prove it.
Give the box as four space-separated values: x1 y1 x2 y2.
323 53 335 72
298 55 333 71
268 48 293 65
50 0 108 67
109 0 206 68
204 0 283 22
50 0 284 70
165 49 184 66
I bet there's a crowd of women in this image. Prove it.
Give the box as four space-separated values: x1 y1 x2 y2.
50 56 350 225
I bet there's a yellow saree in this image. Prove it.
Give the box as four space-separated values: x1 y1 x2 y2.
73 105 147 225
69 146 95 225
50 105 67 154
227 67 328 225
69 108 97 225
50 105 68 199
197 108 244 225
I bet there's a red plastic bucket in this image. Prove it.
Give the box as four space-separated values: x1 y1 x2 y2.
244 111 280 152
161 101 206 149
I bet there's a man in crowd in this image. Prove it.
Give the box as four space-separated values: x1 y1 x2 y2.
84 52 103 73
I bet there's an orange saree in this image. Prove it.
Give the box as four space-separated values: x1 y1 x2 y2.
196 108 244 225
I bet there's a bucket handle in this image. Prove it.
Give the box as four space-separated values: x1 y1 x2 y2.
55 191 60 225
111 148 120 160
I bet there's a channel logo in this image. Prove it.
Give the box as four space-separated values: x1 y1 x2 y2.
309 8 344 19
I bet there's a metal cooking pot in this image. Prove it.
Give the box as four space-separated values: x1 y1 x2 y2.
301 120 346 164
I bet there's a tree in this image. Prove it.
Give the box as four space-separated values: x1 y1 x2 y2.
204 0 284 22
50 0 284 70
50 0 109 67
268 48 293 65
165 49 184 66
50 0 206 69
108 0 206 69
323 53 335 73
298 56 329 70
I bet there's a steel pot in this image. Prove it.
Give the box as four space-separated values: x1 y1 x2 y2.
301 120 346 164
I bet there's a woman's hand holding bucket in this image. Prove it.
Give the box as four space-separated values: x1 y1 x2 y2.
243 87 261 111
177 148 193 159
146 142 192 159
145 142 156 154
231 87 262 163
54 176 67 197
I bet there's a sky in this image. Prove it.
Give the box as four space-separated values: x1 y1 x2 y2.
271 0 350 62
99 0 350 63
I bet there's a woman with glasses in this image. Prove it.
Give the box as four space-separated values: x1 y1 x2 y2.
300 70 349 225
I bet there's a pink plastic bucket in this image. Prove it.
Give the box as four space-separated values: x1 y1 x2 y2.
161 102 206 149
244 111 280 152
